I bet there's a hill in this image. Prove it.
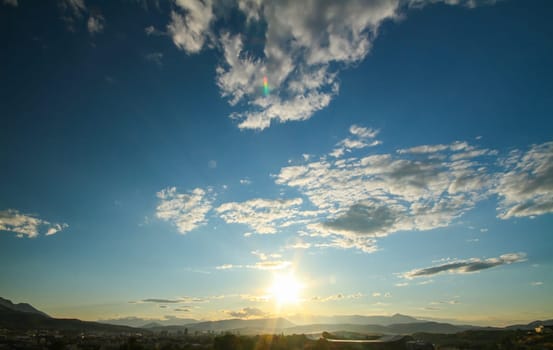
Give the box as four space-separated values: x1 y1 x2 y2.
0 297 50 318
0 298 143 334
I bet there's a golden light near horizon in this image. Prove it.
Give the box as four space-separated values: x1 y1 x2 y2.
268 272 304 306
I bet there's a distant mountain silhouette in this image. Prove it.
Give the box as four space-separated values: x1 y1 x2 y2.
505 319 553 330
288 313 422 326
175 317 295 333
0 297 50 318
284 321 489 335
98 316 199 328
0 297 143 334
2 297 552 336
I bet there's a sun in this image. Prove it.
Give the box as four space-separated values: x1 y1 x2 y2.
268 273 304 306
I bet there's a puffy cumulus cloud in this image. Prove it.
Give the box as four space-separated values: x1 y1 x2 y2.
215 197 316 234
276 132 496 252
495 142 553 219
0 209 68 238
156 187 213 234
218 0 399 130
87 12 105 35
401 253 526 279
227 307 268 319
161 0 498 130
168 0 214 54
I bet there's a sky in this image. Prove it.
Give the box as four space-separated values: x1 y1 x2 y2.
0 0 552 327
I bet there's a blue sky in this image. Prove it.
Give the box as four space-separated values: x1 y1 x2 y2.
0 0 552 326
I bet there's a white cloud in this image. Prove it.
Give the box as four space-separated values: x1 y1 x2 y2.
216 197 316 234
216 260 291 271
168 0 213 54
248 260 291 270
330 125 381 157
311 292 363 302
531 281 543 286
227 307 268 319
285 239 312 249
276 136 494 252
157 1 502 130
239 178 252 185
251 250 281 261
156 187 212 234
495 141 553 219
87 13 105 35
216 264 240 270
402 253 526 279
145 25 165 36
0 209 68 238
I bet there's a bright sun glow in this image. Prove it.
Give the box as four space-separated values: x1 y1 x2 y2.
268 273 303 306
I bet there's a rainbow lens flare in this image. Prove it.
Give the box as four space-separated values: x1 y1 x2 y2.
263 76 269 96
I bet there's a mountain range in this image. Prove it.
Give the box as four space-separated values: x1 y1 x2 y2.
1 297 552 335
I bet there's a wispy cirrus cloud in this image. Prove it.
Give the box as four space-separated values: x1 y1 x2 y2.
401 253 526 279
87 12 105 35
141 298 182 304
0 209 68 238
311 292 363 302
216 251 291 271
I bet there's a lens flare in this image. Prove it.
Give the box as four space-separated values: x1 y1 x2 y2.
263 76 269 96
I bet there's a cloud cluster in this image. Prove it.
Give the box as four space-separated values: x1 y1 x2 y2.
162 0 498 130
58 0 106 34
495 142 553 219
330 125 381 158
156 187 213 234
276 139 495 251
216 197 316 234
402 253 526 279
0 209 68 238
155 126 552 254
